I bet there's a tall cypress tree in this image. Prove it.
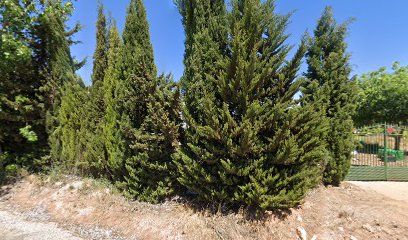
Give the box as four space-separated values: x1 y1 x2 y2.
34 0 80 115
117 0 182 202
34 0 85 164
304 6 357 186
56 82 86 172
175 0 328 210
113 0 157 177
91 1 108 85
175 0 228 122
117 0 156 128
103 21 124 177
78 2 109 176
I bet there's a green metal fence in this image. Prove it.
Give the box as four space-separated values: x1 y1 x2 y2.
346 124 408 181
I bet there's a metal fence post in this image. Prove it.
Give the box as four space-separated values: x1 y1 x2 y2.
384 123 388 180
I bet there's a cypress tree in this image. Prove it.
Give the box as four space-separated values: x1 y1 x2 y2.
117 0 156 128
304 7 357 186
103 21 124 177
91 1 108 85
56 82 86 172
113 0 157 177
34 0 85 164
118 0 182 202
124 74 182 203
76 86 106 175
34 0 81 115
175 0 327 210
78 3 109 176
175 0 228 122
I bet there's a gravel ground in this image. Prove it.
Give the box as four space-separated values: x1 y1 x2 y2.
348 181 408 202
0 209 82 240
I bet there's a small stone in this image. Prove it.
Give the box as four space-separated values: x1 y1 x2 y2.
382 227 392 235
54 182 63 187
265 210 273 215
338 227 344 232
297 215 303 222
311 235 317 240
362 224 375 233
297 227 307 240
350 236 358 240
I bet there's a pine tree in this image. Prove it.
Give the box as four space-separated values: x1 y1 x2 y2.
124 74 182 203
304 6 357 186
103 21 124 177
175 0 328 211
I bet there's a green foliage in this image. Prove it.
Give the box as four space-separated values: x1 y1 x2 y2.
116 0 184 203
73 3 109 176
39 0 85 174
303 7 357 186
51 83 86 172
109 0 156 180
79 85 107 176
355 63 408 126
102 22 124 176
175 0 228 122
116 0 157 130
114 0 157 181
92 2 108 85
124 74 182 203
0 0 49 170
175 0 327 211
19 125 38 142
35 0 81 119
5 164 18 176
2 0 368 212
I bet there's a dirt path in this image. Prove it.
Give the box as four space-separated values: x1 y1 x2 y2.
0 206 82 240
348 181 408 202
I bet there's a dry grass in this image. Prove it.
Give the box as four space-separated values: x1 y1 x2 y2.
1 175 408 240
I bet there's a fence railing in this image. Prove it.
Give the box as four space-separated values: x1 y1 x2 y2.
346 124 408 181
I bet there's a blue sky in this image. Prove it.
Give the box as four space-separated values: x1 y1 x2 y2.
68 0 408 86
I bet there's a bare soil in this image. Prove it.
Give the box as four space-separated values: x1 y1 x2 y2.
1 175 408 240
348 181 408 202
